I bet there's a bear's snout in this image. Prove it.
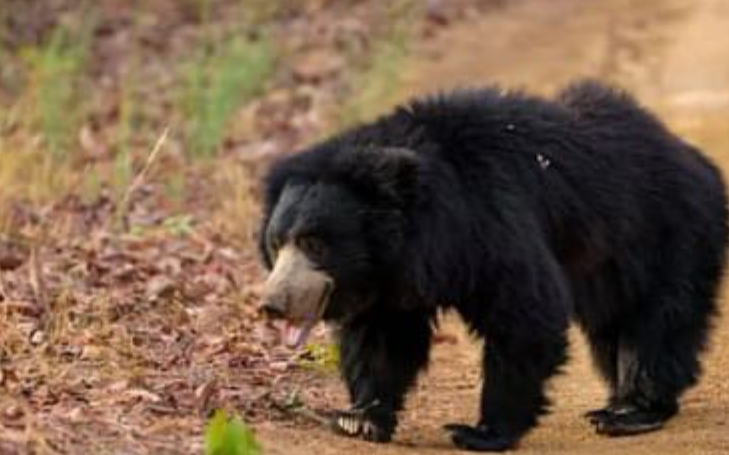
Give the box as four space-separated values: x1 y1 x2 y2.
259 244 333 322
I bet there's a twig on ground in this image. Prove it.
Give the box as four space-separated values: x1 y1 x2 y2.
269 397 330 427
0 270 8 300
116 126 170 232
28 246 48 313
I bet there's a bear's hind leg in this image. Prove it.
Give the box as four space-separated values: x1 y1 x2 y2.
589 331 681 436
590 243 722 437
591 301 714 436
582 328 621 424
571 270 626 424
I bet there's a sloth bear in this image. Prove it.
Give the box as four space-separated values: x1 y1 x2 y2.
257 80 727 451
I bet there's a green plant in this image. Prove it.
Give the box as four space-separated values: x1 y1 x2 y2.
300 342 340 372
162 214 196 236
0 139 80 235
205 409 261 455
181 37 275 158
21 17 95 156
338 0 421 127
113 57 138 192
165 172 189 206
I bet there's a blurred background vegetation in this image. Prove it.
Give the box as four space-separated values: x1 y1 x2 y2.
0 0 429 241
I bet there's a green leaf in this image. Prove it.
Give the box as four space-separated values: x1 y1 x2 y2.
205 409 261 455
300 342 340 372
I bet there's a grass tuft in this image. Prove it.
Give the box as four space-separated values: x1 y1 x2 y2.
337 0 420 128
181 37 275 158
116 127 171 232
0 141 78 235
209 162 260 246
20 17 95 157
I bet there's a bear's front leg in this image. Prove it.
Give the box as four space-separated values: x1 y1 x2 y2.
334 309 434 443
446 245 570 451
445 327 568 451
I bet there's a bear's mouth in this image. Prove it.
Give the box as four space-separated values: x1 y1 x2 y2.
281 281 333 348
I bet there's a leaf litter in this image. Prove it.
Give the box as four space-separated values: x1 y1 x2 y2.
0 0 486 452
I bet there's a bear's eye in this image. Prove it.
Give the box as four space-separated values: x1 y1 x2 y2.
298 235 327 260
267 235 282 259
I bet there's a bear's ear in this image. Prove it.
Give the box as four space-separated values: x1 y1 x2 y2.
346 147 421 205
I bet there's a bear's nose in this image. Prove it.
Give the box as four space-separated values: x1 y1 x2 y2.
260 297 287 319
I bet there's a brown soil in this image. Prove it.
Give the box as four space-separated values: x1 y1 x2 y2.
257 0 729 453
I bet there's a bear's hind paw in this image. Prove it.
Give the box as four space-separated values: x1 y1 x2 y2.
590 406 668 437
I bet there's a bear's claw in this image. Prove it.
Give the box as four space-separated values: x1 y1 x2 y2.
584 406 617 425
331 405 393 443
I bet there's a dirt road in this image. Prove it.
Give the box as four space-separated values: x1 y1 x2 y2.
258 0 729 453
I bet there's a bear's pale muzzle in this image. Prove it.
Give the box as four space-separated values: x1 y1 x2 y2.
260 244 333 347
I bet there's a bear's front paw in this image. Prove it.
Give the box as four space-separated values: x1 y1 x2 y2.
444 423 517 452
330 403 395 443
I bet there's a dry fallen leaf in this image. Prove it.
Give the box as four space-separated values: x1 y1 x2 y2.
292 48 344 82
0 254 24 271
125 388 163 403
146 275 177 301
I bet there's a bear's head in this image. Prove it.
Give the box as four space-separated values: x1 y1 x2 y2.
258 145 421 347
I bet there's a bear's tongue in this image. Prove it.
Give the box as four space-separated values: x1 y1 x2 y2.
283 319 316 348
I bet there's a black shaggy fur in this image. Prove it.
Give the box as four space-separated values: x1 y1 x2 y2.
259 80 728 451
